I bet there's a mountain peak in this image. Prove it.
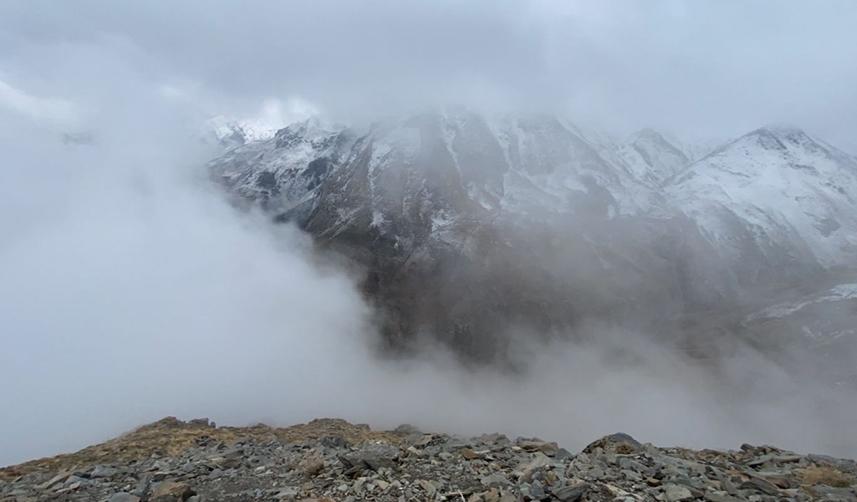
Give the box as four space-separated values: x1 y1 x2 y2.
204 115 283 146
742 124 815 151
272 116 344 149
276 115 339 135
758 123 806 136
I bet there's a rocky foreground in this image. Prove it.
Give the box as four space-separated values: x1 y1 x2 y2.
1 418 855 502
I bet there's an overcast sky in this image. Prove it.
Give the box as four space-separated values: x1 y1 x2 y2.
1 0 856 149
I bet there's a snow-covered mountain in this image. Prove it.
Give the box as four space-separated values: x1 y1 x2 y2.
667 126 857 268
201 115 282 148
211 110 658 222
207 110 857 360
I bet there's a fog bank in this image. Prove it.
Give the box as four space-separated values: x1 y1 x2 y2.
2 98 855 465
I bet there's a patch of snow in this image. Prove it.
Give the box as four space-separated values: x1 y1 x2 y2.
746 283 857 322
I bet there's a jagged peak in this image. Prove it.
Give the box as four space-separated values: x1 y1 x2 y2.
275 115 342 136
271 116 346 148
204 114 283 144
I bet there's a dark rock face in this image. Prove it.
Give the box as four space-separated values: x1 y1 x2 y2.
2 417 855 501
208 111 857 364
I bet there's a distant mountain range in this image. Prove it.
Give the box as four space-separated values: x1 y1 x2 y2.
207 108 857 382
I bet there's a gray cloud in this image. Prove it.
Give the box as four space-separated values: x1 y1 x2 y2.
2 0 855 147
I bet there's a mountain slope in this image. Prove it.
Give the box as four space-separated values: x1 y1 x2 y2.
615 128 691 187
208 114 857 361
667 126 857 270
209 110 683 358
4 417 855 501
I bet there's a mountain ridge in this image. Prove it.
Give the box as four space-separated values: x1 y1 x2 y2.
207 110 857 366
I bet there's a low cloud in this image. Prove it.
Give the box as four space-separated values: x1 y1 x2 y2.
1 97 854 462
0 79 81 128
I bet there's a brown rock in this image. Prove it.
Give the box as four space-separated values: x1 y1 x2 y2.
298 451 325 477
517 439 560 456
151 480 195 502
37 470 71 490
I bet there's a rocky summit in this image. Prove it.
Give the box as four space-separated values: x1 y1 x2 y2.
2 418 855 502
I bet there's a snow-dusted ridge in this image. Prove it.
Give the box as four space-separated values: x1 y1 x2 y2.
207 110 857 360
210 112 857 269
202 115 289 148
666 125 857 267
